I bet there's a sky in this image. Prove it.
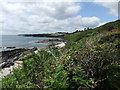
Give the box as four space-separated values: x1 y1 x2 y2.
0 0 119 35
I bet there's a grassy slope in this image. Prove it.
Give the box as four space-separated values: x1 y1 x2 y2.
2 20 120 89
63 20 120 89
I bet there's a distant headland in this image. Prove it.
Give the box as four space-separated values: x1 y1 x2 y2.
18 32 68 38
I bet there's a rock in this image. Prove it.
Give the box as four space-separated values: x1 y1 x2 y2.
0 62 5 68
0 61 23 78
0 48 28 62
0 66 13 78
1 61 14 68
0 48 38 69
0 47 38 78
0 48 28 68
34 50 39 54
6 46 16 49
29 47 37 51
55 42 66 48
14 61 23 68
35 39 64 43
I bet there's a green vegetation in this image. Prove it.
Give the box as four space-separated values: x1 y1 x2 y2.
19 32 67 38
2 20 120 89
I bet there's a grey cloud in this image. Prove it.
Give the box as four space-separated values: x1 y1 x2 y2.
0 1 101 35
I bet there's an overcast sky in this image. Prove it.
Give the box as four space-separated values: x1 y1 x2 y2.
0 0 119 35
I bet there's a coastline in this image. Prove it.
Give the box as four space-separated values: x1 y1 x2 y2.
18 32 67 38
0 41 66 78
0 47 37 78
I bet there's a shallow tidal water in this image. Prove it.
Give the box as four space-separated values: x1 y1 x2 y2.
0 35 58 51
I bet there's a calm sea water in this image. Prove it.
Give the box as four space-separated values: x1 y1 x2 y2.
0 35 58 51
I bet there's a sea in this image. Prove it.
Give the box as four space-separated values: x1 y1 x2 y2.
0 35 59 51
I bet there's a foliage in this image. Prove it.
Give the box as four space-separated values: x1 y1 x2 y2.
2 68 36 88
2 20 120 89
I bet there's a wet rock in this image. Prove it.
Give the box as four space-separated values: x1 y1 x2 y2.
6 46 16 49
0 48 29 62
0 61 23 78
0 48 37 68
1 61 14 68
35 39 64 43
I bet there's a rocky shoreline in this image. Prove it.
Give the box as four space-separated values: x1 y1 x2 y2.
34 39 64 43
0 40 66 78
0 47 38 78
0 48 37 69
0 39 65 69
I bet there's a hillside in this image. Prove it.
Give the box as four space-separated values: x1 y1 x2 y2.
2 20 120 89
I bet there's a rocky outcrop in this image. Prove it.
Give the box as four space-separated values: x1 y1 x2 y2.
6 46 16 49
0 47 37 68
55 42 66 48
34 39 64 43
0 61 23 78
